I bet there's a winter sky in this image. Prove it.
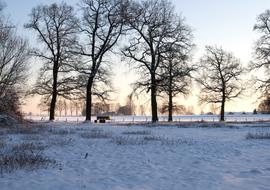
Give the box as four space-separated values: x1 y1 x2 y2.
4 0 270 114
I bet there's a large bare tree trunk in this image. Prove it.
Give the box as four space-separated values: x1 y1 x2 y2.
85 81 92 121
220 94 225 122
50 69 58 121
151 74 158 122
168 90 173 122
168 64 173 122
86 75 94 121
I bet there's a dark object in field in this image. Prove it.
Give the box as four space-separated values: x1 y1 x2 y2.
95 116 111 123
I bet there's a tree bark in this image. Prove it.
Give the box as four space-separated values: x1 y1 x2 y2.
85 79 93 121
168 62 173 122
151 74 158 123
220 94 226 122
168 90 173 122
49 67 58 121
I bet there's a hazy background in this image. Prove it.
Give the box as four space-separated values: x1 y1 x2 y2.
4 0 270 115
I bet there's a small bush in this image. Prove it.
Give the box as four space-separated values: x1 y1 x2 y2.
122 130 151 135
80 129 112 139
0 143 55 174
246 132 270 140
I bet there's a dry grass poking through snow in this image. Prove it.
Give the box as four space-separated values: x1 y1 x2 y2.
0 142 55 174
48 128 76 135
80 128 112 139
12 143 48 152
112 135 194 146
111 136 148 145
246 132 270 140
122 130 152 135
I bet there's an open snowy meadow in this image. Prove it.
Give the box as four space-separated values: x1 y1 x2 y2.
0 122 270 190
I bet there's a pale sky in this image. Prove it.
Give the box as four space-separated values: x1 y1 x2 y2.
4 0 270 114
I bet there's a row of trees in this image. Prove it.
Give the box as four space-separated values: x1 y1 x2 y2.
24 0 196 122
2 0 270 122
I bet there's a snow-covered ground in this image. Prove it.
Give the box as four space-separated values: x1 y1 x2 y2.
0 122 270 190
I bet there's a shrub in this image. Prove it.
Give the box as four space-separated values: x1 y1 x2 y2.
0 143 55 174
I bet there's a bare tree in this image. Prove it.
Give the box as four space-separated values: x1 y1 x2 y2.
197 46 244 121
251 10 270 95
25 3 78 121
70 0 127 121
159 19 194 121
0 5 29 116
0 28 29 97
122 0 182 122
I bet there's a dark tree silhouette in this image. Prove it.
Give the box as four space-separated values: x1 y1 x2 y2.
0 5 30 117
197 46 244 121
123 0 182 122
159 19 194 121
70 0 127 121
0 24 29 97
251 10 270 95
257 96 270 114
25 3 78 120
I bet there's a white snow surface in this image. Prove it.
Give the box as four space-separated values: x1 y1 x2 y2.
1 123 270 190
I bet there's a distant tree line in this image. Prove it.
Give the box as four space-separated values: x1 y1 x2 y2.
2 0 270 122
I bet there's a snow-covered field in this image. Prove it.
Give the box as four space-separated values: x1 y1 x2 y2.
0 122 270 190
